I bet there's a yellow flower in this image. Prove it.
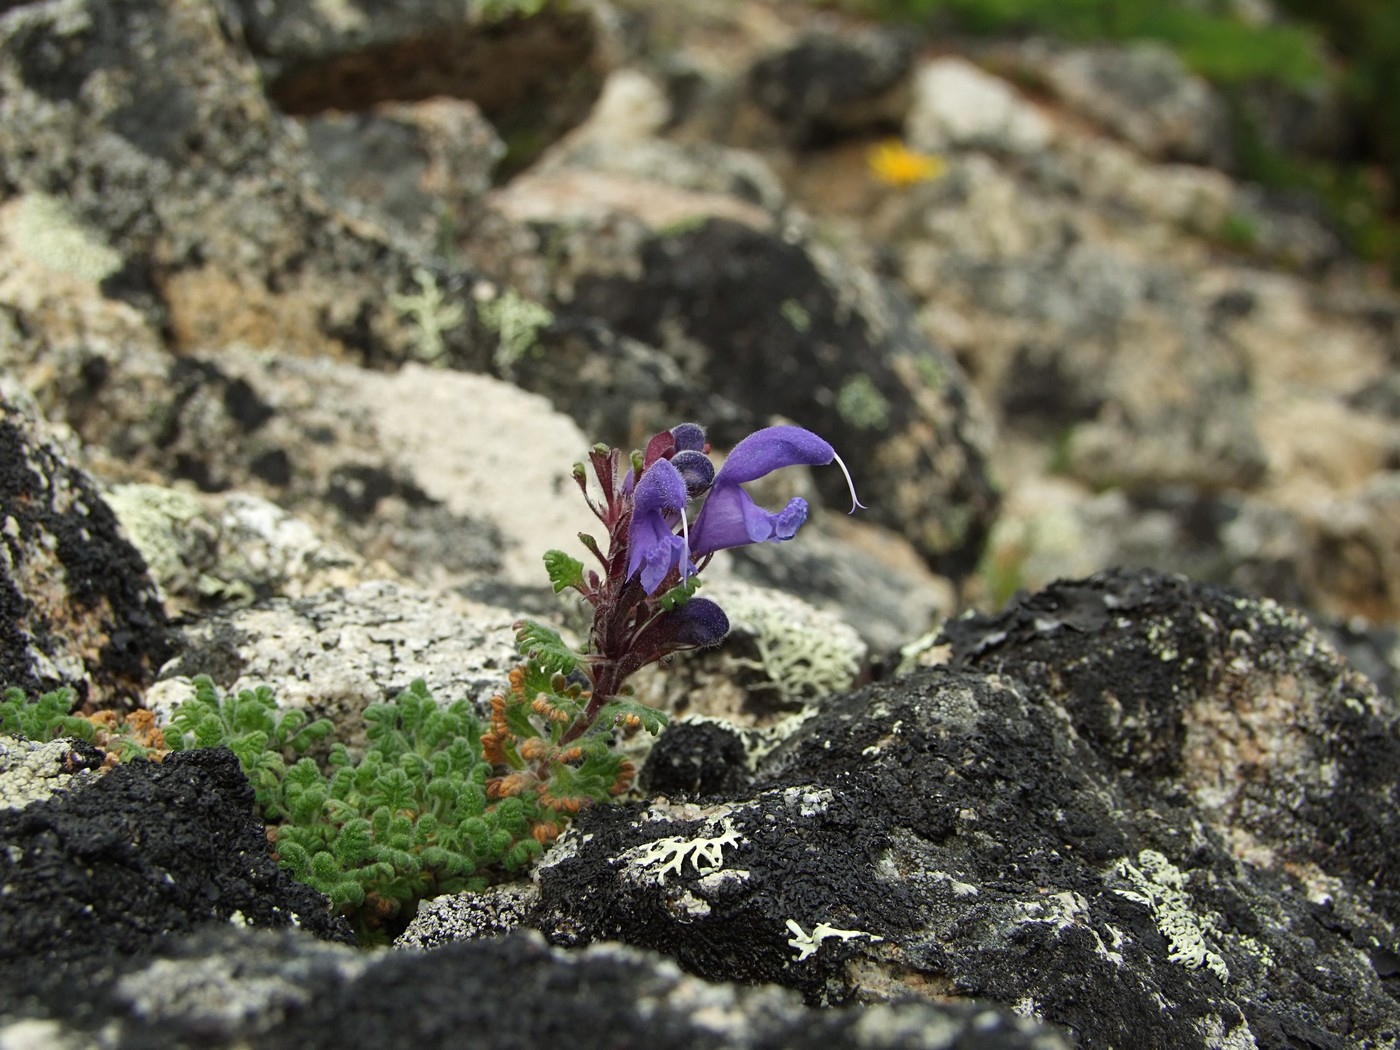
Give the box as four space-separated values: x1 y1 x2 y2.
868 139 947 187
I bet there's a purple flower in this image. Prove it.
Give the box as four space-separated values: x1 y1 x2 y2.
626 458 695 594
690 425 864 556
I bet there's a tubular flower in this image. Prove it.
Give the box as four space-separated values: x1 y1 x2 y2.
625 457 695 594
689 425 864 556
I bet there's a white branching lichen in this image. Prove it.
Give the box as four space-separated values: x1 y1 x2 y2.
630 818 742 881
1113 849 1230 983
785 919 883 962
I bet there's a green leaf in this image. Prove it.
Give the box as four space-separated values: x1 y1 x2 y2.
656 573 701 611
543 549 586 593
513 620 578 675
592 699 669 737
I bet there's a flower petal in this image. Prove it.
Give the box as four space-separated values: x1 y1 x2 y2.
706 426 835 486
691 487 809 555
626 459 694 593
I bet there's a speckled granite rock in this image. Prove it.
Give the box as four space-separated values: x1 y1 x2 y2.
0 383 170 707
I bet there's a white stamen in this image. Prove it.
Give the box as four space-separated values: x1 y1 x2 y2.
832 451 867 513
680 507 693 583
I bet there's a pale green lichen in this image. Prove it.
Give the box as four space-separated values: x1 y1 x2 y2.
11 193 122 283
0 736 99 810
106 483 226 602
391 267 466 363
721 591 864 704
835 374 891 432
477 288 553 377
1112 849 1230 983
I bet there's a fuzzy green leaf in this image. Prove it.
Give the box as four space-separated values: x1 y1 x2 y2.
592 699 669 737
543 549 586 593
513 620 578 675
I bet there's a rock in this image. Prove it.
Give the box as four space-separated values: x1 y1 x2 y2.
1 922 1073 1049
521 569 1400 1047
105 484 366 616
747 24 916 144
1036 42 1233 167
241 0 605 174
0 382 170 707
299 98 504 255
906 57 1053 156
151 581 524 736
0 746 354 1021
0 0 486 364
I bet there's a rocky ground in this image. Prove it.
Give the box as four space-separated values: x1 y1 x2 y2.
1 0 1398 1047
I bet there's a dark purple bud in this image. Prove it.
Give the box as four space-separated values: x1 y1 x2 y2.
671 449 716 497
633 598 730 662
671 423 707 453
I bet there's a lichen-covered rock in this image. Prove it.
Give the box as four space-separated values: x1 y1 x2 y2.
522 569 1400 1048
105 484 366 616
942 568 1400 926
906 57 1053 156
746 24 916 144
151 580 525 736
1036 42 1233 166
299 98 504 255
0 734 105 810
7 923 1070 1050
0 383 170 706
0 0 484 364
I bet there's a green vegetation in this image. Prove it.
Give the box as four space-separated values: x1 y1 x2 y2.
1 619 665 943
840 0 1325 86
1 686 97 744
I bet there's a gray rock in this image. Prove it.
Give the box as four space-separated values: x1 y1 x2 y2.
153 580 525 734
1038 42 1233 167
747 24 916 143
299 99 504 255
